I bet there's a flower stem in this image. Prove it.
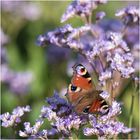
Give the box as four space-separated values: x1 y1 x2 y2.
128 80 138 139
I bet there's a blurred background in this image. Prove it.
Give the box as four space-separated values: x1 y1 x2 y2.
1 1 139 139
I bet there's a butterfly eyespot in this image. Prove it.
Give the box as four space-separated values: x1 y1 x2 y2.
68 84 81 93
100 105 109 114
83 106 90 114
75 65 87 76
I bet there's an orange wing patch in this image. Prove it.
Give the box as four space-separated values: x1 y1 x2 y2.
71 74 93 90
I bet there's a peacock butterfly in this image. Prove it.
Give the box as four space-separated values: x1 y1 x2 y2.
66 64 109 114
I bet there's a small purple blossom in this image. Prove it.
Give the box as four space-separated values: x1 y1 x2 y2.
19 119 44 137
99 69 112 84
0 106 31 128
46 91 73 117
84 118 134 138
61 0 107 23
131 44 140 71
1 64 33 94
1 28 9 45
115 6 139 25
107 52 135 78
9 72 33 94
37 24 73 48
96 11 106 21
106 31 123 46
99 91 110 100
40 106 57 120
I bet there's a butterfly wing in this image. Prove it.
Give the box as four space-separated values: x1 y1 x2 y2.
72 64 94 90
71 74 92 90
67 64 109 114
73 90 109 114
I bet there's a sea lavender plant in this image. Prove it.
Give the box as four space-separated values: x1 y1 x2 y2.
36 0 139 139
0 106 31 128
1 0 139 139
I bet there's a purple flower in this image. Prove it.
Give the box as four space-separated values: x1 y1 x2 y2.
1 65 33 94
29 92 86 139
99 91 110 100
83 91 134 138
96 11 106 21
99 70 112 85
2 1 41 21
19 119 44 137
1 46 33 95
42 92 88 138
40 106 57 120
106 31 123 46
1 64 14 83
131 44 140 71
84 119 134 138
37 24 73 47
9 72 33 94
1 28 9 46
107 52 135 78
0 106 31 128
61 0 107 23
46 91 73 117
115 6 139 25
67 25 91 41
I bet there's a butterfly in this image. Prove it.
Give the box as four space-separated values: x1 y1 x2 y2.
66 64 109 114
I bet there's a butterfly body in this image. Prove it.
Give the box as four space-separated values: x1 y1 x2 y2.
66 64 109 114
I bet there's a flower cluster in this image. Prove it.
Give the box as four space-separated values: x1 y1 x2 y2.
84 115 134 138
19 119 44 138
37 2 138 90
61 0 107 23
1 32 33 95
1 49 33 94
83 91 134 138
0 106 31 128
35 1 138 139
18 91 87 139
115 6 139 25
17 91 133 139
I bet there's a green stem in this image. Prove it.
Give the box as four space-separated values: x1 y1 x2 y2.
128 80 137 139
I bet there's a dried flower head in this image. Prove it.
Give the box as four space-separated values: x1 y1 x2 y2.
83 91 134 138
61 0 107 23
96 11 106 21
37 24 73 47
0 106 31 127
19 119 44 137
115 6 139 25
